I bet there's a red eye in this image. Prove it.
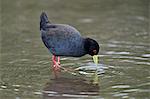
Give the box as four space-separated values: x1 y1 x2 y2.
93 50 97 54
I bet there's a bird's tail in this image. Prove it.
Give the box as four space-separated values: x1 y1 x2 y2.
40 12 50 30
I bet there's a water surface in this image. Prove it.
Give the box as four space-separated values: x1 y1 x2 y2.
1 0 150 99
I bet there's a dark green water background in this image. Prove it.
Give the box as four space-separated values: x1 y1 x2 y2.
1 0 150 99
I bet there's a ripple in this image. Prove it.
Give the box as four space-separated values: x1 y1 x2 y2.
137 82 150 87
61 62 76 67
24 39 32 43
142 54 150 58
8 59 30 64
47 94 60 97
113 93 128 97
135 16 145 21
119 60 150 65
34 91 42 95
122 89 141 92
105 43 146 49
105 51 130 55
12 85 20 87
75 63 107 74
108 40 149 46
62 94 89 98
43 90 58 94
80 92 99 95
112 85 130 89
79 18 94 23
77 63 107 70
43 91 99 98
37 61 49 64
112 56 149 61
14 89 19 91
1 85 7 89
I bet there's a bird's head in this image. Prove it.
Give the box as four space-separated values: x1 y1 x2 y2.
84 38 100 56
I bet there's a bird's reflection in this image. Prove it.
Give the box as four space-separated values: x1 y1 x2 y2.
43 75 100 99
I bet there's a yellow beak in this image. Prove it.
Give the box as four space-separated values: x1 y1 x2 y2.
93 55 99 64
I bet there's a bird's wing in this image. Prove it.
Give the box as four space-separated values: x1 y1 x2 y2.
41 24 84 56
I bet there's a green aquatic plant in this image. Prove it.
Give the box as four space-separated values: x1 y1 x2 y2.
93 55 99 65
92 55 100 85
60 55 100 85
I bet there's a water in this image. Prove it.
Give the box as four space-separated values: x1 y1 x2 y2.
1 0 150 99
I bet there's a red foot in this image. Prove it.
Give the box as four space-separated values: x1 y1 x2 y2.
52 55 61 78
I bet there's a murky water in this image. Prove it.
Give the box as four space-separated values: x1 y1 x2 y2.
1 0 150 99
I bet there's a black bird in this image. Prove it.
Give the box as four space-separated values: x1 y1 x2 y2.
40 12 99 77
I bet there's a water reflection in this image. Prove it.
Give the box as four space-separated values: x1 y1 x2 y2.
43 77 100 99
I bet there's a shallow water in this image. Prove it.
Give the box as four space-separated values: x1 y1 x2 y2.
1 0 150 99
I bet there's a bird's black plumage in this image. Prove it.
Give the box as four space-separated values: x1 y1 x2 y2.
40 12 99 57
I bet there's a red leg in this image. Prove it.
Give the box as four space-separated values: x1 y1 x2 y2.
52 55 61 78
52 55 56 65
58 56 60 65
